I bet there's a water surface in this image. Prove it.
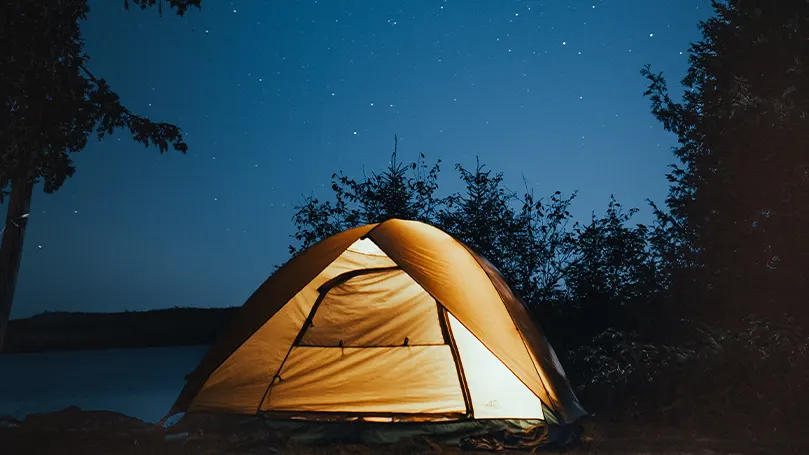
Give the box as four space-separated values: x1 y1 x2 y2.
0 345 209 422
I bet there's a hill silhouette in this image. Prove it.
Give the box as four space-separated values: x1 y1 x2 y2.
0 307 236 354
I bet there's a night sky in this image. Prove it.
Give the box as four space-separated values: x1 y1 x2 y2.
11 0 713 318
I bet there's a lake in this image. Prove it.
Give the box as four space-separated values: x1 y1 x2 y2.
0 345 209 423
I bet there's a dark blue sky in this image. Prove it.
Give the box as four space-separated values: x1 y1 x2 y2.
11 0 712 318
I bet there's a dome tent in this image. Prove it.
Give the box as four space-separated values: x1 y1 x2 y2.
165 219 586 444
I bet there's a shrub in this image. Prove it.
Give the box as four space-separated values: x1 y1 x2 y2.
566 315 809 437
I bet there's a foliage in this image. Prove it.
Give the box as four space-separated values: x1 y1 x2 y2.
123 0 202 17
0 0 199 201
437 161 579 309
641 0 809 323
438 159 517 267
568 316 809 435
289 138 442 255
567 328 695 394
561 198 665 338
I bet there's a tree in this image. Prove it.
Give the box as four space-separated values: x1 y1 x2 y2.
507 188 579 309
642 0 809 325
437 161 578 310
564 197 663 339
0 0 201 349
289 136 443 255
438 159 517 272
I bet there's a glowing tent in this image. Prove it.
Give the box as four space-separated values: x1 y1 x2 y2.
166 219 586 430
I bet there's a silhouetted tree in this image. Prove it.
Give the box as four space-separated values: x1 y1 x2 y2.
0 0 202 349
508 188 579 308
641 0 809 325
123 0 201 16
438 159 517 272
289 136 442 255
563 197 664 339
438 162 579 310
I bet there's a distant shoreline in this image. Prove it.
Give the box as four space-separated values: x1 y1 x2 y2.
1 307 238 354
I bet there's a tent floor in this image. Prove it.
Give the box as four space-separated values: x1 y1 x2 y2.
264 418 544 444
167 413 582 450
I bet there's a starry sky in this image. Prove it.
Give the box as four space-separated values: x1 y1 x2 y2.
10 0 713 318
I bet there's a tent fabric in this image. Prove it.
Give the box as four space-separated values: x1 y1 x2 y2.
299 268 444 347
464 249 588 423
168 224 378 416
364 220 563 414
166 218 586 426
264 346 466 414
187 245 396 414
447 313 546 420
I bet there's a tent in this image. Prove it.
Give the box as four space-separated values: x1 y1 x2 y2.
165 219 586 443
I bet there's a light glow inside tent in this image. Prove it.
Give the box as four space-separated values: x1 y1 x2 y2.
448 312 545 419
346 237 387 256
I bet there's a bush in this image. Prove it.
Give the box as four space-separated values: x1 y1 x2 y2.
566 315 809 437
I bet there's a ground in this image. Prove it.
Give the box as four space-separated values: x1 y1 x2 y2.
0 407 804 455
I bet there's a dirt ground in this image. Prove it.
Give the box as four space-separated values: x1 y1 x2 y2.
0 407 804 455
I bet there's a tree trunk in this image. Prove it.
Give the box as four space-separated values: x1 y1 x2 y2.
0 172 35 351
